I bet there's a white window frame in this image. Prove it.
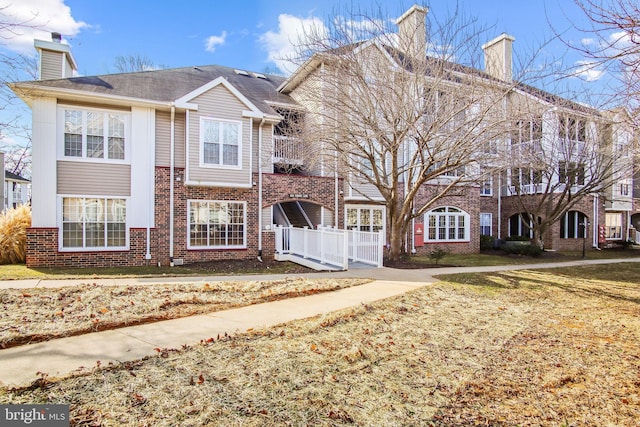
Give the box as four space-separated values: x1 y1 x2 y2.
480 175 492 196
480 213 492 236
425 206 470 242
605 213 622 240
188 200 247 249
199 117 242 169
345 205 386 233
58 196 129 252
58 106 129 163
560 210 587 239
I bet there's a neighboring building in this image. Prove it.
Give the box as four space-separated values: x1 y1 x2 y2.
0 151 4 211
9 6 638 268
3 170 30 211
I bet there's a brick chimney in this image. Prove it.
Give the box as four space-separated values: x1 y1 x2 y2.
34 32 78 80
395 5 428 62
482 33 515 82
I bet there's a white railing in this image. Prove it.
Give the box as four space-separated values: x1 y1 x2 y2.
275 225 348 270
274 225 384 270
348 229 384 267
273 135 303 165
636 230 640 244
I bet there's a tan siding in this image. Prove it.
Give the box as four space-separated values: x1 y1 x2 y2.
40 50 62 80
155 111 186 168
187 85 251 185
57 161 131 196
347 180 383 200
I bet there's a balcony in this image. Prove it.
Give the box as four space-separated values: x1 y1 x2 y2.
273 135 304 166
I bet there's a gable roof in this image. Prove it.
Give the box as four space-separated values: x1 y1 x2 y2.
4 171 30 183
11 64 298 116
280 40 600 116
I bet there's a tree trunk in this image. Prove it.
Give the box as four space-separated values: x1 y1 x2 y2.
387 219 405 261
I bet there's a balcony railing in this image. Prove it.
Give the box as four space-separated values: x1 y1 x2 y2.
502 183 544 196
273 135 303 166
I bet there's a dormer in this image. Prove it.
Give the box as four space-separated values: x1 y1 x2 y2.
34 32 78 80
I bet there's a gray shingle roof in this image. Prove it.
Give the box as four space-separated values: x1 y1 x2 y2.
4 171 30 182
21 64 297 116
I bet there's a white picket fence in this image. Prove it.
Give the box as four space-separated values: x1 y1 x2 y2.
274 226 383 270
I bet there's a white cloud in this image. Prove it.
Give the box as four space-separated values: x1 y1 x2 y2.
574 60 605 82
580 38 594 46
608 30 632 47
204 31 227 53
259 13 327 74
0 0 88 54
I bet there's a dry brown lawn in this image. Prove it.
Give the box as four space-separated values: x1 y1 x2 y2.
1 263 639 426
0 277 369 348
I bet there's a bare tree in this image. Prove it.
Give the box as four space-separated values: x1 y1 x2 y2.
498 93 628 248
0 12 39 178
560 0 639 115
113 54 161 73
280 4 516 260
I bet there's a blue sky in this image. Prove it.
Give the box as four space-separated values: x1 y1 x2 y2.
1 0 600 77
0 0 625 162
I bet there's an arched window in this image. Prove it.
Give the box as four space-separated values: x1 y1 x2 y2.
508 213 533 238
425 207 470 242
560 211 587 239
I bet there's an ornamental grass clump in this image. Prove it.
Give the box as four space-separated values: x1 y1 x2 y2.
0 204 31 264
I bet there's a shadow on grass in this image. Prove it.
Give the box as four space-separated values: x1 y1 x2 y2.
442 263 640 306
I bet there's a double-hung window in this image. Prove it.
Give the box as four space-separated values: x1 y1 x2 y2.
61 197 127 249
201 118 241 167
189 200 246 248
480 213 492 236
63 109 127 160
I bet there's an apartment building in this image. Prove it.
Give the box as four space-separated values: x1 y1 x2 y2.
10 6 637 268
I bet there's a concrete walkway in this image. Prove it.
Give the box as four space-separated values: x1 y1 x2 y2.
1 257 638 387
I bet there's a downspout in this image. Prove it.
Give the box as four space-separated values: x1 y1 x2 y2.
146 111 153 261
497 173 502 240
335 153 339 227
257 118 265 262
169 105 175 266
593 194 599 248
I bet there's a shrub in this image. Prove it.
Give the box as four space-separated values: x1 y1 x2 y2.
501 242 542 257
428 247 450 264
480 235 495 250
505 235 530 242
0 205 31 264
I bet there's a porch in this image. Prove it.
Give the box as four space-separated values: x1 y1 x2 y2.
274 226 384 271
